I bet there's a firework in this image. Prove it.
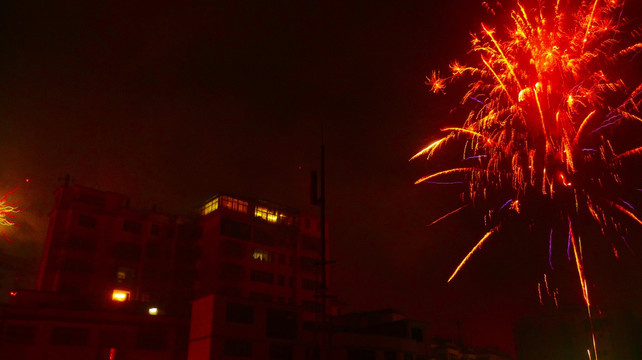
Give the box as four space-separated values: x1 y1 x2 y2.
414 0 642 357
0 188 21 241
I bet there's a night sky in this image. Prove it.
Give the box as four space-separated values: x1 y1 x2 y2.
3 1 642 356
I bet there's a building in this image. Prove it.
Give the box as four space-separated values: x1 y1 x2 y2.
188 296 433 360
196 194 326 321
37 184 199 314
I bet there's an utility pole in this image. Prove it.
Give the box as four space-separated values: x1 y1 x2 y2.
311 145 330 360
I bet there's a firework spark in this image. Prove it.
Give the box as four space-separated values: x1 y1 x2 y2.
413 1 642 357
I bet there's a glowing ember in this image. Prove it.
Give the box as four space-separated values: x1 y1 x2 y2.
414 1 642 358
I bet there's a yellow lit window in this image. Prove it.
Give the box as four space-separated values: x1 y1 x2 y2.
254 206 293 225
220 196 248 213
201 197 219 216
148 307 159 315
112 289 130 302
252 248 273 262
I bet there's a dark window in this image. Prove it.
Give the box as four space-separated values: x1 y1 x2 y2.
223 339 252 357
384 351 397 360
226 303 254 324
136 329 167 350
301 236 321 253
411 327 424 342
304 218 311 229
221 239 245 258
112 243 141 262
404 353 413 360
278 254 285 264
299 256 317 274
218 286 242 297
145 243 160 259
306 347 321 360
254 228 276 246
60 259 93 273
276 233 295 248
123 221 142 234
301 300 322 314
266 309 297 340
151 224 160 236
277 275 285 286
269 342 293 360
51 327 89 346
66 236 96 252
250 270 274 284
301 278 319 291
78 215 96 228
5 325 36 344
347 349 376 360
220 263 245 282
221 218 251 241
249 292 273 302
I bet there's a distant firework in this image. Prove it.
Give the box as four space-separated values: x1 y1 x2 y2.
0 188 20 240
413 0 641 358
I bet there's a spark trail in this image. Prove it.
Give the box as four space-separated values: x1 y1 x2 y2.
413 1 642 358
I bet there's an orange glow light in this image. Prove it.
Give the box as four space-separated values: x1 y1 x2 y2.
112 289 130 302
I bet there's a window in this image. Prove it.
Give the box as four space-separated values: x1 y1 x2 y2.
347 349 376 360
278 254 285 264
123 221 142 234
78 215 96 228
222 239 245 258
266 309 297 339
220 196 248 213
220 263 245 282
60 259 93 273
404 353 413 360
221 218 251 241
252 248 273 262
51 327 89 346
151 224 160 236
299 256 318 274
277 275 285 286
224 339 252 357
411 327 424 342
116 267 135 282
226 303 254 324
254 206 293 225
201 197 219 216
254 228 276 246
269 342 293 360
112 289 130 302
301 236 321 253
301 278 319 291
112 243 141 262
301 300 322 314
136 329 167 350
66 236 96 252
250 270 274 284
249 292 273 302
384 351 397 360
5 325 36 344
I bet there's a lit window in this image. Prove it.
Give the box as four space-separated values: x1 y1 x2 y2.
254 206 293 225
112 289 130 302
220 196 248 213
148 307 158 315
252 248 273 262
201 197 219 216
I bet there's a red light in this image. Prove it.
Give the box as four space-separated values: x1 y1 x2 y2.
10 291 17 296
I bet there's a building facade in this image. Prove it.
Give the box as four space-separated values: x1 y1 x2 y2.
37 185 199 314
196 194 326 321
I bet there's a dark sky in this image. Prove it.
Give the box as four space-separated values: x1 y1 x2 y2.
3 1 642 356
